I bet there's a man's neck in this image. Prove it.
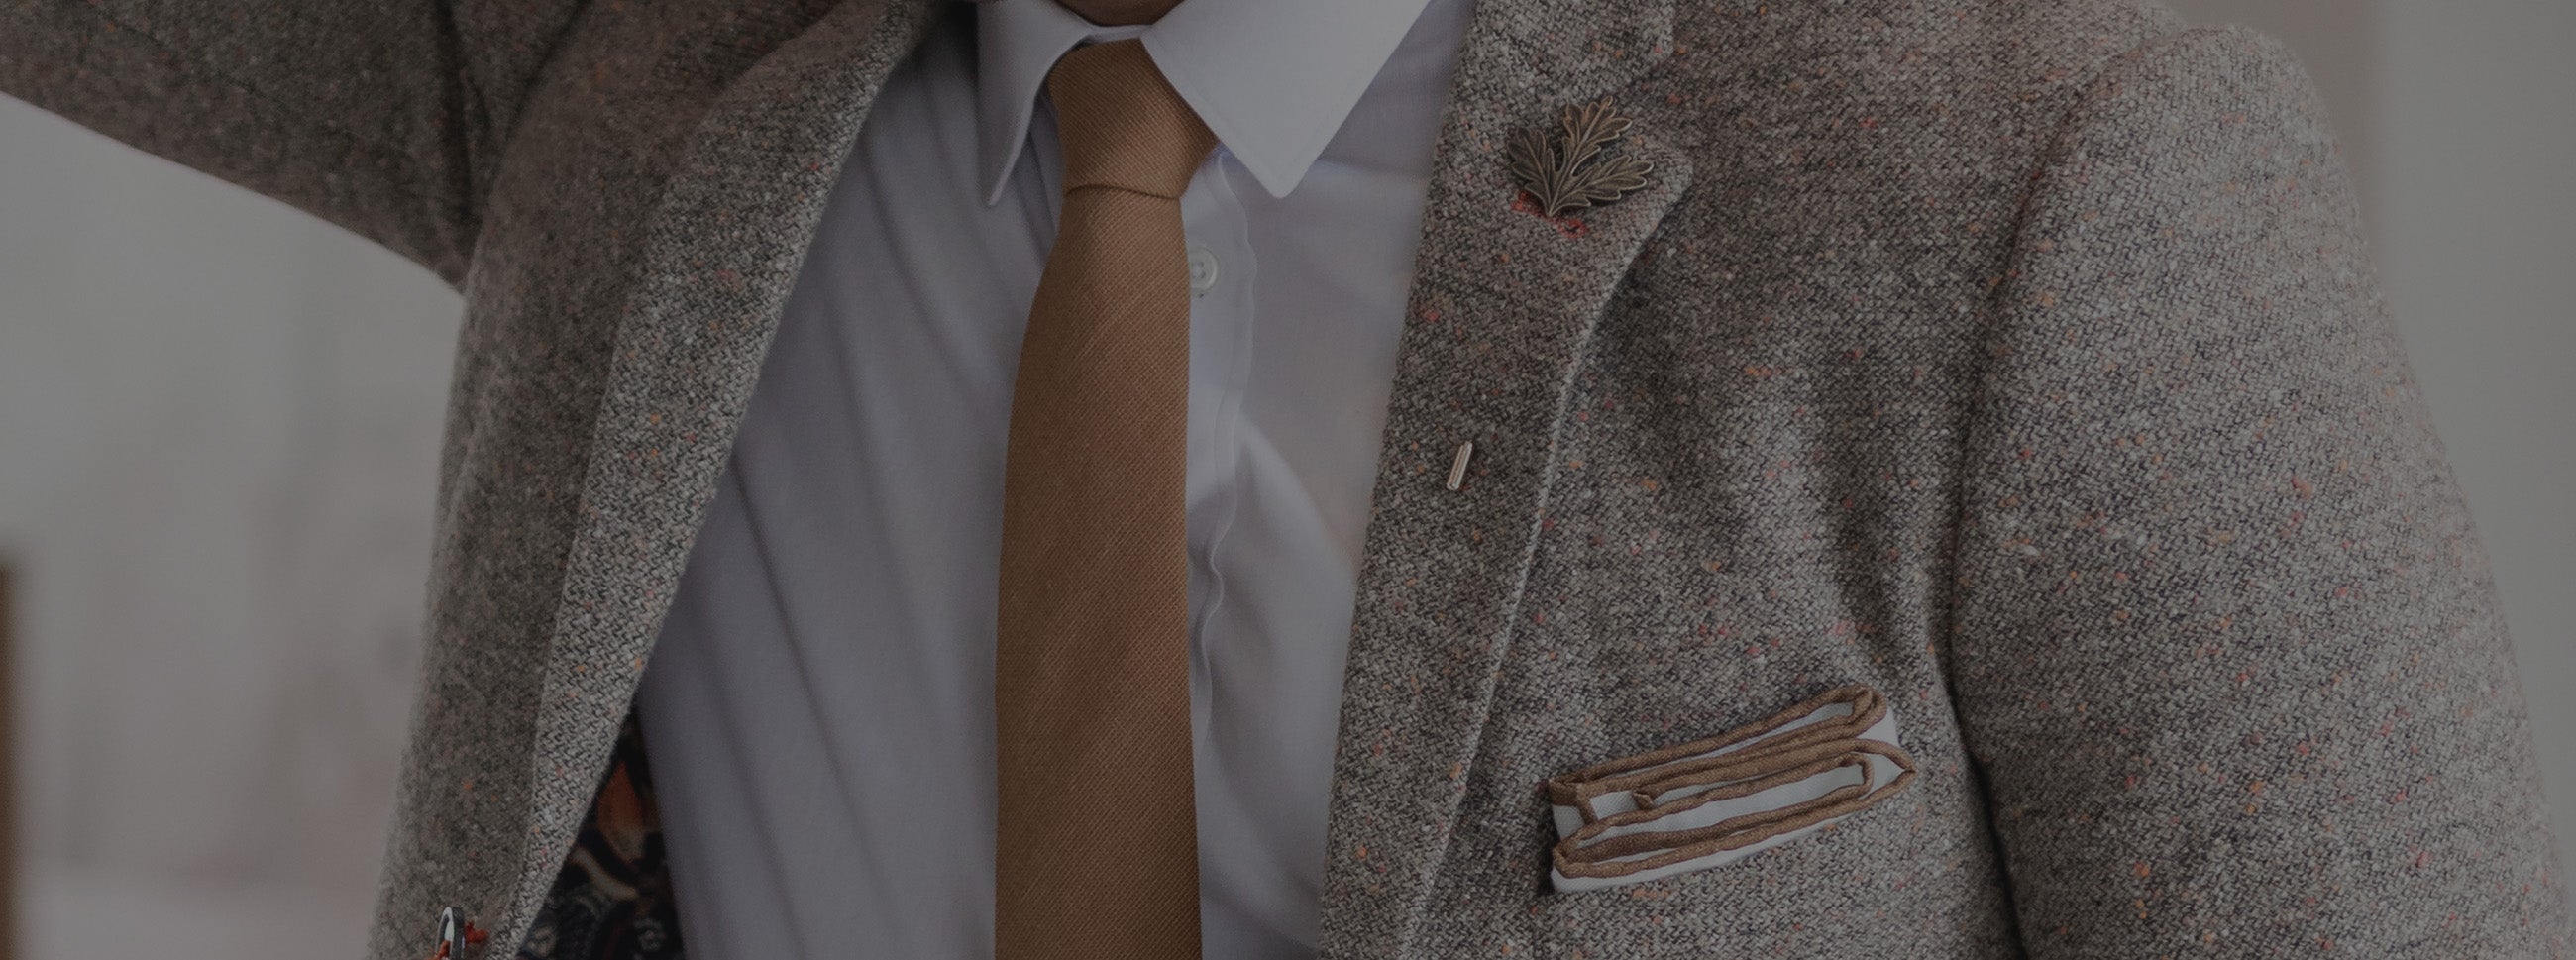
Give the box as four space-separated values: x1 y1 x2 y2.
1054 0 1181 28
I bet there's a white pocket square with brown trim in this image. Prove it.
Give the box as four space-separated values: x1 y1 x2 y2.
1545 685 1919 893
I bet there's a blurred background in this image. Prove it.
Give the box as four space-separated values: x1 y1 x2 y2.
0 1 2570 957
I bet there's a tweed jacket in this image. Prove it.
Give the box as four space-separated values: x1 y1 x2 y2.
5 0 2567 956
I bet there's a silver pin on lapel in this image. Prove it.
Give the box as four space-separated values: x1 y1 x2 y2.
1446 441 1475 491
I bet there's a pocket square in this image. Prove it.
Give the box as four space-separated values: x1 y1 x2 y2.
1545 685 1918 892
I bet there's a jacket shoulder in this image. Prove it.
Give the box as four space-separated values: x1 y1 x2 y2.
1662 0 2194 112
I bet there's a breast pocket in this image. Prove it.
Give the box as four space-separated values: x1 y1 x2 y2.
1514 685 2007 960
1542 685 1917 893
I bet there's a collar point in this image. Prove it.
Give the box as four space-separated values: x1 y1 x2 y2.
1224 145 1315 201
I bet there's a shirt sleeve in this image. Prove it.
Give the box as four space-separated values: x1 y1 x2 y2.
0 0 587 286
1946 25 2570 956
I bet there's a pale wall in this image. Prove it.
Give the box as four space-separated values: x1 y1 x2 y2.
0 98 458 957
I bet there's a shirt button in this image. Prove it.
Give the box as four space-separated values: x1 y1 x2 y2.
1187 246 1219 295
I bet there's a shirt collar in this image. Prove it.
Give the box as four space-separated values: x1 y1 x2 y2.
974 0 1439 203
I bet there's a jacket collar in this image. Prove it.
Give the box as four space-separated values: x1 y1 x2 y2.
973 0 1442 201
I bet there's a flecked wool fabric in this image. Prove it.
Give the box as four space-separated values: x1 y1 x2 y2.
4 0 2565 957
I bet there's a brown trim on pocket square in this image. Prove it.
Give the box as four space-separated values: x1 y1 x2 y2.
1547 685 1918 882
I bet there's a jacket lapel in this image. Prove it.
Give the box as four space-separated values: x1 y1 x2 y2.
1316 0 1688 954
505 0 942 936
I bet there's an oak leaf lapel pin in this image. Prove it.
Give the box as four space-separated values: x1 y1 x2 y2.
1509 99 1655 219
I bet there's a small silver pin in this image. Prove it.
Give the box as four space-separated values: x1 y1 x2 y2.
1446 441 1475 491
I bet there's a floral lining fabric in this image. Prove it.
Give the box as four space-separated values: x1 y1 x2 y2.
518 718 686 960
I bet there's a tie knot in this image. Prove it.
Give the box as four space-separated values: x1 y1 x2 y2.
1045 40 1216 200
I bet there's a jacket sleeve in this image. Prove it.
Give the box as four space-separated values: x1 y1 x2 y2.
1947 26 2569 956
0 0 586 285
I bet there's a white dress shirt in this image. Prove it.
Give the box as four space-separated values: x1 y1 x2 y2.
630 0 1471 957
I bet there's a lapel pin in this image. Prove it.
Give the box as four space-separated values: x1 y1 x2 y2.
1509 99 1655 219
1446 441 1475 491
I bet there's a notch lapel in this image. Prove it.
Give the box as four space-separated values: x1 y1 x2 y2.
1316 0 1688 954
504 0 941 936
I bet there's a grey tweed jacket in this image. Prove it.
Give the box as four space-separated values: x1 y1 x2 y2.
6 0 2567 956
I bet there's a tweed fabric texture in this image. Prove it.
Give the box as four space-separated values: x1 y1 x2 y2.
3 0 2564 958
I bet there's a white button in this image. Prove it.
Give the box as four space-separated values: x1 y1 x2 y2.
1187 246 1219 294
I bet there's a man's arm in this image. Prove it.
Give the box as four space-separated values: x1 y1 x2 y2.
1948 26 2567 956
0 0 587 284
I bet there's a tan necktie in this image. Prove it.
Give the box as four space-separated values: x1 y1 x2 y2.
994 39 1215 960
